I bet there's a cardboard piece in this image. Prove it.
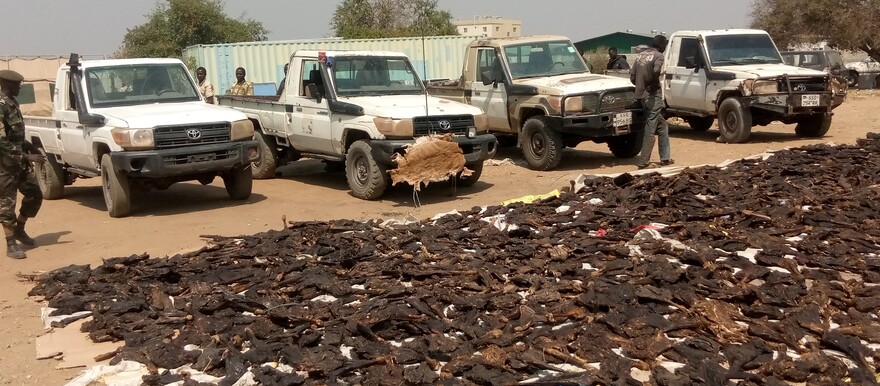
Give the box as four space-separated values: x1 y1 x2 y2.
35 318 122 369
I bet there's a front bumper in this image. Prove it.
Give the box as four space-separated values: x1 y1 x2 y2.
110 140 260 178
555 108 645 137
371 134 498 165
750 92 834 115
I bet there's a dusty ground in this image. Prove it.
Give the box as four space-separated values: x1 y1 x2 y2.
0 92 877 385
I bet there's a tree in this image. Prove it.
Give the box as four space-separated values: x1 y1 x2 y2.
751 0 880 62
117 0 268 58
331 0 458 39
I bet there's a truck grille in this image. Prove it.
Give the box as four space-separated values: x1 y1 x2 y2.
413 115 473 137
599 90 637 113
577 91 637 114
154 123 231 149
778 77 827 92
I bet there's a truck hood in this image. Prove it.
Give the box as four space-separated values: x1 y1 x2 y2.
711 63 828 78
93 102 247 128
512 73 635 95
339 95 483 118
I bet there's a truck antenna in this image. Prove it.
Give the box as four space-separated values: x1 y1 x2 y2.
419 7 429 118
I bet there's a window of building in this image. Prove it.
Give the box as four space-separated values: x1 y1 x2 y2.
513 27 517 32
463 28 468 33
483 27 487 32
495 27 499 32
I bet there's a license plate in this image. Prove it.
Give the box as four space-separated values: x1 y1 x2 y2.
613 112 632 127
801 94 820 107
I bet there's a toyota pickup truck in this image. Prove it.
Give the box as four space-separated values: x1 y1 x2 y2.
24 54 259 217
661 29 843 142
425 35 643 171
218 50 496 200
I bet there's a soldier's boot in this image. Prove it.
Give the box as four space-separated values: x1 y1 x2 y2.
14 222 35 246
6 237 26 259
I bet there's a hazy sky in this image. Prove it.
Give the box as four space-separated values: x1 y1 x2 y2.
2 0 752 57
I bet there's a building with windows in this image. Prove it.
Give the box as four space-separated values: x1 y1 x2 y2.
455 17 522 38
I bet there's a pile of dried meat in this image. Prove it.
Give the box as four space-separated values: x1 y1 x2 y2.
30 134 880 385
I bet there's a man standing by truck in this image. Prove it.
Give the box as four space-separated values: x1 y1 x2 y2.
631 35 673 169
227 67 254 96
0 70 45 259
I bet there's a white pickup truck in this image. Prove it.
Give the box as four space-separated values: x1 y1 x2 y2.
661 29 842 142
24 54 259 217
218 50 497 200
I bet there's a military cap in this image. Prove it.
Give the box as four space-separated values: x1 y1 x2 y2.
0 70 24 82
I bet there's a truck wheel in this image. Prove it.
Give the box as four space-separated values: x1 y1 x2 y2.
606 132 641 158
795 114 832 137
846 70 859 87
223 165 253 200
685 116 714 131
251 131 277 179
717 98 752 143
456 162 483 187
520 116 563 170
35 148 65 200
100 154 131 218
345 140 387 200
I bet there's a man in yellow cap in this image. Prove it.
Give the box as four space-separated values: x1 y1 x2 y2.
0 70 46 259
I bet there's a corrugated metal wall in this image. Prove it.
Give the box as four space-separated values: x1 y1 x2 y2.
183 35 484 96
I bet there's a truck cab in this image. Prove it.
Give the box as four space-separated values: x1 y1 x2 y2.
662 29 842 142
25 55 259 217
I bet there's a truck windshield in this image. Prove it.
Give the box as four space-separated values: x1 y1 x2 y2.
503 40 588 79
705 34 783 66
329 56 425 97
85 63 201 107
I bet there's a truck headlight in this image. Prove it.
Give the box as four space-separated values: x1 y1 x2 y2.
751 80 778 95
111 128 154 150
473 113 488 131
373 117 413 136
547 96 583 113
231 119 255 141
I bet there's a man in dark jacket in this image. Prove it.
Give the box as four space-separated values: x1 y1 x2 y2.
607 47 629 70
630 35 672 169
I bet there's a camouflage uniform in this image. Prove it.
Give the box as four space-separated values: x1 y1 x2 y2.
227 80 254 96
0 95 42 228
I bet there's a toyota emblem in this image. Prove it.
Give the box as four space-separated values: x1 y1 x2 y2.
604 96 619 104
793 83 807 92
438 120 451 130
186 129 202 140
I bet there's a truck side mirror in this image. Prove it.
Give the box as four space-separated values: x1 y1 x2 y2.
307 83 323 103
480 70 496 87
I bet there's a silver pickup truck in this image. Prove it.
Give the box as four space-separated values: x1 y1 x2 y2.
218 50 497 200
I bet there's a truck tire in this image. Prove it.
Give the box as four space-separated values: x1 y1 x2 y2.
35 148 65 200
795 114 832 138
101 154 131 218
520 116 563 170
456 162 483 187
717 98 752 143
606 132 641 158
251 131 277 179
685 116 714 131
223 165 253 200
345 140 387 200
846 70 859 87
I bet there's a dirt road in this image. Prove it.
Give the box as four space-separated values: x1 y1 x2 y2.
0 92 877 385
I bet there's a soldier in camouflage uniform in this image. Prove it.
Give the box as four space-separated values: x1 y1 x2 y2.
0 70 46 259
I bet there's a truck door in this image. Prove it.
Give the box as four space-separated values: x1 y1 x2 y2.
288 58 333 154
470 48 510 131
663 37 708 112
56 71 94 168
